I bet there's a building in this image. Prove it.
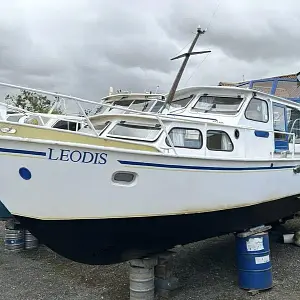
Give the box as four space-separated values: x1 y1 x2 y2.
219 72 300 103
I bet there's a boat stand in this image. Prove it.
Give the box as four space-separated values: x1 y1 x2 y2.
3 218 39 252
129 251 179 300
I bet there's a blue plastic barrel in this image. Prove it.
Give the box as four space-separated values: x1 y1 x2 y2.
235 232 272 290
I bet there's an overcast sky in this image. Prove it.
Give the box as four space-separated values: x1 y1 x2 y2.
0 0 299 109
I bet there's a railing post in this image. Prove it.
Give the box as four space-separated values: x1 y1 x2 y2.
292 132 296 158
155 115 177 156
204 123 207 157
75 101 99 137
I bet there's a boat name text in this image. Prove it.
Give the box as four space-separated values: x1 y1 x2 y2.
48 148 107 165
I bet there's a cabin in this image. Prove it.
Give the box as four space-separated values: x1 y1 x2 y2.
88 85 300 160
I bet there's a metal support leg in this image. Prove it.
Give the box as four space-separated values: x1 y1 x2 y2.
155 251 179 299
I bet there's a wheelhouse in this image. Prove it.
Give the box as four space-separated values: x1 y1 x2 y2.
88 86 300 159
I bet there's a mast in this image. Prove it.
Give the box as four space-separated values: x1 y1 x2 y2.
164 26 211 108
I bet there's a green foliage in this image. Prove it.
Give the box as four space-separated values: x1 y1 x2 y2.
5 90 62 114
78 108 93 117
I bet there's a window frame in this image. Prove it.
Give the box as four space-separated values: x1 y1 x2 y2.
206 130 234 152
165 127 203 149
191 94 245 115
170 94 196 110
52 120 79 131
287 105 300 144
106 121 162 142
244 97 269 123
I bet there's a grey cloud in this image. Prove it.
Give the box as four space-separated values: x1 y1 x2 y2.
0 0 299 110
161 0 300 63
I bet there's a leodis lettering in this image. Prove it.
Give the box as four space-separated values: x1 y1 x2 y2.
48 148 107 165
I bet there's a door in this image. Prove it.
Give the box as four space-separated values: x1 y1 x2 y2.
273 103 288 152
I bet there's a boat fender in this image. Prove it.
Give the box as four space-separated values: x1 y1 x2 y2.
293 166 300 174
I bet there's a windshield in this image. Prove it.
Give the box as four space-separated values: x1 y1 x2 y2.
93 98 165 115
192 95 243 115
126 99 165 113
170 94 195 109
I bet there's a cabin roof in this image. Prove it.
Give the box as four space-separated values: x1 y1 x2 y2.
101 93 164 102
165 85 300 108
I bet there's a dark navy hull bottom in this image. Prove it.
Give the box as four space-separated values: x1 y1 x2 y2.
15 196 300 265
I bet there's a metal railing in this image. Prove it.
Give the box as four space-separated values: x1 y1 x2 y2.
0 81 298 158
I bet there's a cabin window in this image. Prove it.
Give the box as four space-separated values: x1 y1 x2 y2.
128 100 155 112
107 121 161 141
94 121 111 132
192 95 243 115
150 100 165 113
170 94 195 109
273 105 286 132
287 106 300 143
207 130 233 151
53 120 78 131
107 100 133 112
245 98 269 123
166 128 202 149
6 114 23 122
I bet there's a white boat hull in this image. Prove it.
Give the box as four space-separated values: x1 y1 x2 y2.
0 140 300 219
1 139 300 264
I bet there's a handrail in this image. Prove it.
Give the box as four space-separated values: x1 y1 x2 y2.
290 118 300 135
0 81 285 132
0 81 299 158
1 103 86 123
155 114 177 156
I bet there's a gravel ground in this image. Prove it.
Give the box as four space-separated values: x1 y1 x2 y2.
1 220 300 300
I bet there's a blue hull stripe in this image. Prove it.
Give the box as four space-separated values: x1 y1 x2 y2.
118 160 295 171
0 147 46 157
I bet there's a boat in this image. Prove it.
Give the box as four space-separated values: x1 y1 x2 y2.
0 27 300 265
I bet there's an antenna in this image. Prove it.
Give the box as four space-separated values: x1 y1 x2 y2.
163 26 211 109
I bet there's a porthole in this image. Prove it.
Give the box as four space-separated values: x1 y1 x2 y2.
112 171 137 185
234 129 240 139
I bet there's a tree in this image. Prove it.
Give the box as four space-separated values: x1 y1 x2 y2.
5 90 62 114
78 108 93 117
